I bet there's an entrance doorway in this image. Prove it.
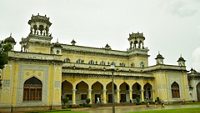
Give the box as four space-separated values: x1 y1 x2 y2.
120 94 126 103
108 94 113 103
95 94 101 103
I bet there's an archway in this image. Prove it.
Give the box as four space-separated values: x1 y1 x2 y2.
120 82 129 103
92 82 103 103
76 81 89 104
62 80 73 103
171 82 180 98
196 82 200 101
144 83 152 100
106 82 117 103
132 83 141 100
23 77 42 101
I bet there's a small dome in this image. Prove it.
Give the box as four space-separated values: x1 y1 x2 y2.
177 56 185 62
71 39 76 45
155 53 164 59
105 44 111 50
4 35 16 44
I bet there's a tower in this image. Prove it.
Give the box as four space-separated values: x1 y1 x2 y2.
128 32 149 67
128 32 145 50
20 14 52 53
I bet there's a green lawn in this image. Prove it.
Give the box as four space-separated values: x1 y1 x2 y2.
129 107 200 113
28 110 88 113
41 112 87 113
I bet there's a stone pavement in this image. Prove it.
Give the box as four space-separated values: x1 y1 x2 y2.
72 104 200 113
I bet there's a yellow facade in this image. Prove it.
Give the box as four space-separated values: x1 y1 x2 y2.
0 14 192 110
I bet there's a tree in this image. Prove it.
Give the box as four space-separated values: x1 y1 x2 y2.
0 42 12 69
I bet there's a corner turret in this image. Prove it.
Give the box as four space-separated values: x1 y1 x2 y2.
128 32 145 50
155 52 164 65
20 14 53 54
177 55 186 66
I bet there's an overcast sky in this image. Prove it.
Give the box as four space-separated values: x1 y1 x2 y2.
0 0 200 71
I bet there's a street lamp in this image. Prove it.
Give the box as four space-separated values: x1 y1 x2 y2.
110 64 115 113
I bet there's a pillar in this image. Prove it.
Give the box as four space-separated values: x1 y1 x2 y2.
72 89 76 105
103 89 107 104
129 90 133 102
141 88 144 102
116 89 120 103
88 88 92 104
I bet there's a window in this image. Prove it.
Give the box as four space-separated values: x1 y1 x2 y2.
131 63 135 67
171 82 180 98
56 50 60 54
88 60 94 65
23 77 42 101
111 62 116 66
140 62 144 68
76 59 84 64
100 61 106 65
120 63 125 67
64 58 70 63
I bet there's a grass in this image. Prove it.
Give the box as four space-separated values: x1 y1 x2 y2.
128 107 200 113
40 112 87 113
28 110 88 113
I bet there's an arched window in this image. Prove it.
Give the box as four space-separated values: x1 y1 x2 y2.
131 63 135 67
76 59 84 64
100 61 106 65
64 58 70 63
88 60 94 65
120 63 125 67
111 62 116 66
140 62 144 68
171 82 180 98
23 77 42 101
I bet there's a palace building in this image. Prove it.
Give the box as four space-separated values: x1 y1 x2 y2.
0 14 199 110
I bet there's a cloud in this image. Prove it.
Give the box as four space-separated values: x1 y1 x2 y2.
162 0 200 17
192 47 200 71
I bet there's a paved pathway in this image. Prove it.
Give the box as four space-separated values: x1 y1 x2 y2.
72 104 200 113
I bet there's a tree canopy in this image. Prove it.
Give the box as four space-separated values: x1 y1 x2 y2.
0 42 12 69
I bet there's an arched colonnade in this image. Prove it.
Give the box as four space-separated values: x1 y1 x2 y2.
61 80 153 105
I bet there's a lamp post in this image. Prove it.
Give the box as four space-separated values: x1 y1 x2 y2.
110 64 115 113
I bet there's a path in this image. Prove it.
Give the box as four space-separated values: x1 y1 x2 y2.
72 104 200 113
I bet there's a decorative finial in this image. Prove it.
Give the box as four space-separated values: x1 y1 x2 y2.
71 39 76 45
56 38 59 43
38 13 39 15
10 33 12 37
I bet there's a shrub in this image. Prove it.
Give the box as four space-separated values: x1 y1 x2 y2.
86 98 90 104
136 97 140 105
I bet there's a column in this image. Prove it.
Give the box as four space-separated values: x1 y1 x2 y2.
116 89 120 103
141 88 144 102
72 89 76 105
88 88 92 104
102 89 107 104
152 89 155 101
129 90 133 103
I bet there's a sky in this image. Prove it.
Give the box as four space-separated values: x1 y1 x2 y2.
0 0 200 71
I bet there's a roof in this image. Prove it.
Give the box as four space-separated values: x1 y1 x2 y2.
177 56 185 62
155 53 164 59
